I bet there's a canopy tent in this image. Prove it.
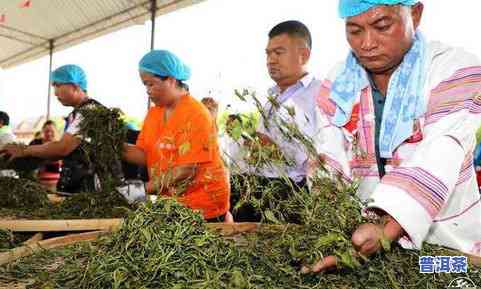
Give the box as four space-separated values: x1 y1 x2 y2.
0 0 205 117
0 0 204 68
13 115 65 143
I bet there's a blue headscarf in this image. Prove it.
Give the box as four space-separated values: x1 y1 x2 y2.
139 50 191 81
51 64 87 92
330 32 428 158
474 142 481 167
339 0 418 18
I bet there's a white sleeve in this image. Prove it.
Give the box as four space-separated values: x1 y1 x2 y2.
65 113 84 136
0 132 16 148
310 105 352 181
368 110 478 249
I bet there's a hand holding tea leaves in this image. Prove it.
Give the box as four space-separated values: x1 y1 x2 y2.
256 132 274 146
147 165 196 196
244 132 288 167
304 214 405 273
0 143 28 161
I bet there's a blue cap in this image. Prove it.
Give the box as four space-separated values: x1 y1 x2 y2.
139 50 191 81
339 0 418 18
51 64 87 92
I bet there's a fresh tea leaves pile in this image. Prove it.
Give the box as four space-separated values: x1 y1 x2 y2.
0 145 44 180
55 105 132 218
2 92 481 288
36 198 269 289
0 243 70 288
0 106 132 219
0 229 14 250
75 105 127 191
227 90 481 287
246 174 364 269
0 176 50 212
3 198 480 289
0 229 34 252
240 173 481 288
229 90 322 224
0 183 130 220
56 190 130 219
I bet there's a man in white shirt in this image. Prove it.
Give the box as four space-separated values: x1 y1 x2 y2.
0 111 15 148
0 111 17 177
233 20 322 222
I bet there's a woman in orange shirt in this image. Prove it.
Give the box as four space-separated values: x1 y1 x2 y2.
123 50 230 221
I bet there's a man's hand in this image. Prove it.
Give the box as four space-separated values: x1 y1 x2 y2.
302 215 404 274
256 132 274 146
224 211 234 223
243 132 274 149
0 144 28 162
301 255 339 274
123 144 146 167
2 134 80 162
116 180 147 204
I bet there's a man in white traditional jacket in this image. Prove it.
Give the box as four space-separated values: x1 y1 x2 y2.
305 0 481 272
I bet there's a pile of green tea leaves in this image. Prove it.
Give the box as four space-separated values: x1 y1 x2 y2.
0 106 132 220
0 229 35 252
2 92 481 288
0 229 15 251
0 176 50 214
1 197 479 289
76 105 127 191
49 105 132 218
0 146 44 180
28 198 272 289
0 177 130 220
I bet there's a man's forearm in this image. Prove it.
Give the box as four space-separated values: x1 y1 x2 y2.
25 142 71 160
123 144 146 166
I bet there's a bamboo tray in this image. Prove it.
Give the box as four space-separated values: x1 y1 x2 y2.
0 218 123 232
1 219 480 267
0 219 286 234
0 231 106 266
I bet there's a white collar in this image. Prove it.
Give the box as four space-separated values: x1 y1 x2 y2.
268 72 314 96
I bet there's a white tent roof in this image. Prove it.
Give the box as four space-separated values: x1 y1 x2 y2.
0 0 204 69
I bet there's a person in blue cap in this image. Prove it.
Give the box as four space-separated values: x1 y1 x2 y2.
303 0 481 272
1 64 114 194
122 50 231 222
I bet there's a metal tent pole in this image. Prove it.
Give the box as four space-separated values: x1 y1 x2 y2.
46 39 54 120
147 0 157 109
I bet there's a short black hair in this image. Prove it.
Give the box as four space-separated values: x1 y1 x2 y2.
0 111 10 126
42 120 55 129
268 20 312 49
227 114 243 125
